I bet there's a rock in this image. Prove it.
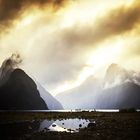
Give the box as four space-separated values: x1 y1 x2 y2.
88 122 96 128
79 124 82 127
52 124 56 127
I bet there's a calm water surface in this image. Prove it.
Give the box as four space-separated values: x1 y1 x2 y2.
39 118 94 133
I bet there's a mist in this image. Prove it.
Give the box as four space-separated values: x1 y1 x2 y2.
0 53 22 86
56 63 140 109
0 0 140 95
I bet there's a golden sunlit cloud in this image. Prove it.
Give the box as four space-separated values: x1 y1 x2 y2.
0 0 140 95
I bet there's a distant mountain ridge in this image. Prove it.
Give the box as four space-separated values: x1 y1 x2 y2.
104 63 140 88
56 64 140 109
96 82 140 109
104 63 130 88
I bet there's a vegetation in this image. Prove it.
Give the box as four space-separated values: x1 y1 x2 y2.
119 108 137 113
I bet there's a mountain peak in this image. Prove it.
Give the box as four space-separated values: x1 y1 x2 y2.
0 68 48 110
0 54 22 86
104 63 130 88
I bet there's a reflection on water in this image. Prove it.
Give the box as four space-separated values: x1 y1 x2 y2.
0 118 94 138
39 119 94 133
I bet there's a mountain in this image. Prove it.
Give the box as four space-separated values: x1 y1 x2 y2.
104 63 130 88
0 68 48 110
95 82 140 109
56 64 140 109
104 63 140 88
37 82 63 110
56 76 101 109
0 54 63 110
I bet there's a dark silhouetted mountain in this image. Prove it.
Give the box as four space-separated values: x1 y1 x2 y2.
0 69 48 110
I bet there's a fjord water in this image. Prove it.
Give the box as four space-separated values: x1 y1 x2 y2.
0 109 119 112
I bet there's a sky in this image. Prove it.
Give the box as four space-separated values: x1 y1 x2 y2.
0 0 140 95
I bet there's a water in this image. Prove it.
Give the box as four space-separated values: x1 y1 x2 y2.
0 118 94 138
0 109 140 112
0 109 119 112
39 118 94 133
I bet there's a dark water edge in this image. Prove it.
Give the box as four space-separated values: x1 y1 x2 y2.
0 111 140 140
0 109 139 113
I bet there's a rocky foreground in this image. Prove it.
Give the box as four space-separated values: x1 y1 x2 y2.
0 111 140 140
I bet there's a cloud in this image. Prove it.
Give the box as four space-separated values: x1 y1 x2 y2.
0 53 22 86
0 0 65 33
59 0 140 49
0 0 140 94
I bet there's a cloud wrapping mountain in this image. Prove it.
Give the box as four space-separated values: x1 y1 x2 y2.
0 0 140 94
56 64 140 109
0 55 63 110
0 54 22 86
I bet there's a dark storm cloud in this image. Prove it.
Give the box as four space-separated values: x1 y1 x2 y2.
21 0 140 86
1 0 140 94
0 0 65 32
60 0 140 48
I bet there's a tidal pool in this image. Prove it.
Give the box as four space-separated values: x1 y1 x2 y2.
0 118 95 139
39 118 95 133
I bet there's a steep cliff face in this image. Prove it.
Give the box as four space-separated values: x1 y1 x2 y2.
37 82 63 110
0 69 48 110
